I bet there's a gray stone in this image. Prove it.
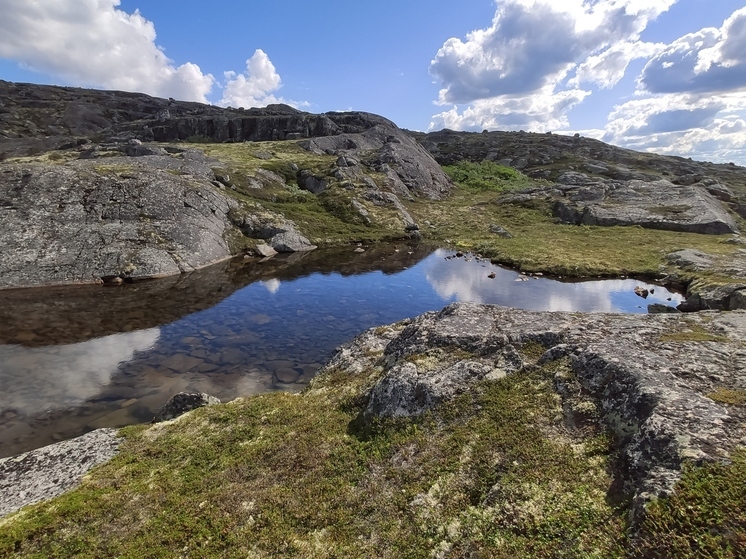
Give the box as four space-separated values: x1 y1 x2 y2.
255 243 278 258
321 303 746 525
489 224 513 238
0 428 120 518
268 230 317 253
551 179 738 235
152 392 221 423
297 170 329 194
0 157 247 289
666 249 716 271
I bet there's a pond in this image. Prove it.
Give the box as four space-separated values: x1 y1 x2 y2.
0 244 684 457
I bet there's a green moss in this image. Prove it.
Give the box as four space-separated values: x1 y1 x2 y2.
708 388 746 406
633 449 746 558
659 323 730 343
408 185 741 279
0 364 625 558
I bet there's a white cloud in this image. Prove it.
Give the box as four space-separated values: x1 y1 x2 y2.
593 7 746 164
428 0 677 132
603 92 746 163
570 41 664 89
0 0 215 102
218 50 300 109
640 7 746 94
430 87 590 132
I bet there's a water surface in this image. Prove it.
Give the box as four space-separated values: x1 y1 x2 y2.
0 245 683 457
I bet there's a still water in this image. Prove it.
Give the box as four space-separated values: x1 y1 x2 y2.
0 245 683 457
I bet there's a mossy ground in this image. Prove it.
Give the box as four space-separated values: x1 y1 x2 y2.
2 356 629 558
185 141 411 246
408 177 742 281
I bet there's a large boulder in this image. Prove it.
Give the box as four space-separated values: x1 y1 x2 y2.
551 179 738 234
152 392 221 423
0 157 239 289
322 303 746 524
0 428 120 518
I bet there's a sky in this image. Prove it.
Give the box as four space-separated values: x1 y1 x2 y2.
2 0 746 164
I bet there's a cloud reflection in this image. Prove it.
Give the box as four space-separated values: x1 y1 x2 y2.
0 328 160 415
424 249 683 312
260 279 281 294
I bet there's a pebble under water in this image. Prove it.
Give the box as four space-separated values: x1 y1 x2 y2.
0 245 684 457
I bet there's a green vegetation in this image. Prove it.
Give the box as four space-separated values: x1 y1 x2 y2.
633 450 746 558
708 388 746 406
659 322 730 343
2 355 628 558
407 186 738 278
443 160 531 192
184 141 411 246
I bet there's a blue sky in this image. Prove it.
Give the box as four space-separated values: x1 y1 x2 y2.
2 0 746 164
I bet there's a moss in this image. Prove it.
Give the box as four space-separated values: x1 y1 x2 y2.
0 364 625 558
707 388 746 406
632 449 746 558
407 185 741 279
659 323 730 343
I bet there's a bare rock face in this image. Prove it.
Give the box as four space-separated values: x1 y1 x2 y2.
322 302 746 524
0 152 315 290
502 178 738 235
299 124 452 200
553 179 738 234
0 428 120 518
0 158 235 289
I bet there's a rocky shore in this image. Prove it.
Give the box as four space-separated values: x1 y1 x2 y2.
2 303 744 556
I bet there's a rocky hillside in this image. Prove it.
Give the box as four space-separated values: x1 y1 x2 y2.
413 129 746 229
0 81 451 289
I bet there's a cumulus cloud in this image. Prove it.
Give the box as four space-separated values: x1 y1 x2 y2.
431 87 590 132
596 7 746 164
570 41 664 89
428 0 677 131
218 50 302 109
0 0 302 109
0 0 215 102
603 92 746 162
640 8 746 94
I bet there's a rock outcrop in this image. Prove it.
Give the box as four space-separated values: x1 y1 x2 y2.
0 151 314 290
412 128 746 231
323 302 746 523
500 173 738 235
152 392 221 423
0 428 120 518
0 81 455 289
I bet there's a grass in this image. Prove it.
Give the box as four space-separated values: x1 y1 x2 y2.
408 185 740 278
442 160 532 192
1 355 628 558
632 449 746 558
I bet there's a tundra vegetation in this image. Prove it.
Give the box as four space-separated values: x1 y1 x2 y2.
1 81 745 556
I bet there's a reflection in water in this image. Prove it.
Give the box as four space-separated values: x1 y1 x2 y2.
424 249 683 312
0 246 684 457
0 329 160 415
